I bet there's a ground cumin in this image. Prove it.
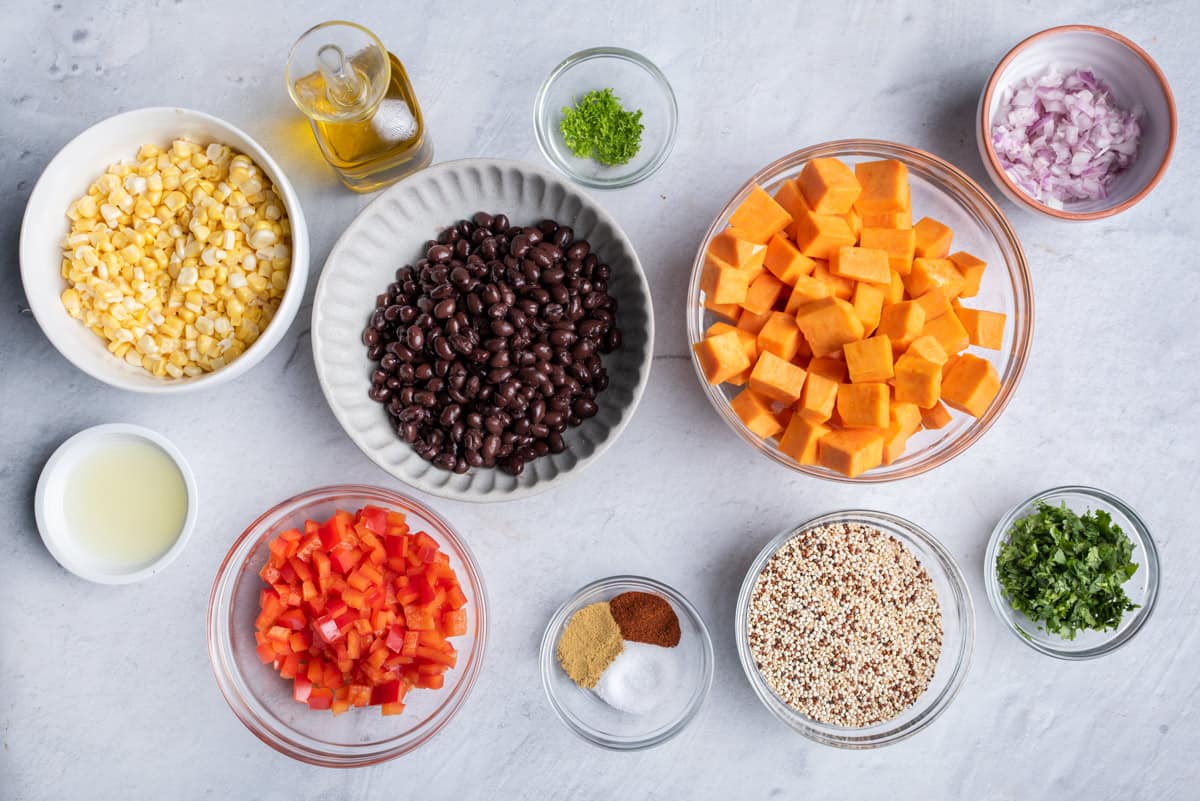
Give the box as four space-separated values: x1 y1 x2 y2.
609 591 680 647
556 602 624 688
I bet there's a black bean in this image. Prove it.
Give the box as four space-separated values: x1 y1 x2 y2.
510 234 531 258
566 241 590 261
363 213 623 475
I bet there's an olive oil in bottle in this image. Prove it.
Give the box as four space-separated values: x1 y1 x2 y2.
286 21 432 192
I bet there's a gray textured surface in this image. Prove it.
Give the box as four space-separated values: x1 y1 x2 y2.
1 1 1196 799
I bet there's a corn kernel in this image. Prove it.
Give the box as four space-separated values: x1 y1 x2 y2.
60 137 289 379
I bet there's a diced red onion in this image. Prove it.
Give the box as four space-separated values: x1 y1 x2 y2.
991 68 1142 208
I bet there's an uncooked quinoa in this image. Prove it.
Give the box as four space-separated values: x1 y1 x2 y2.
747 522 943 727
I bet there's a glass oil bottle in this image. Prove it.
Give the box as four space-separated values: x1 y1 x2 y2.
286 21 433 192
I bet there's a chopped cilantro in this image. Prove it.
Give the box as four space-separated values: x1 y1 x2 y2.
996 501 1139 639
559 88 644 166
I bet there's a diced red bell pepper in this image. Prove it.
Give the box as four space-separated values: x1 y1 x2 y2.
330 547 362 575
314 614 341 644
324 662 343 690
384 534 408 560
301 579 318 603
258 504 471 719
289 557 314 583
385 624 408 654
346 570 372 593
266 625 291 642
348 684 372 707
268 536 290 563
418 628 450 651
334 609 359 631
445 584 468 611
406 573 433 605
370 680 405 706
403 603 436 631
320 513 357 551
358 563 384 586
415 673 444 690
294 531 322 562
276 608 307 631
361 506 389 535
278 652 302 680
289 629 313 653
307 687 333 710
342 588 366 610
415 646 457 669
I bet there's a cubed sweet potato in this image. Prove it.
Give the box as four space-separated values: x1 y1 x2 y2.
693 330 751 384
819 429 884 477
798 157 862 214
843 335 894 383
941 354 1000 417
729 186 793 244
795 297 865 358
912 216 953 259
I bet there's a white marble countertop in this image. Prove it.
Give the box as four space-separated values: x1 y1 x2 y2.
2 1 1196 798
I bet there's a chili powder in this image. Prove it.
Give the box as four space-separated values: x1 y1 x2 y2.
608 591 680 647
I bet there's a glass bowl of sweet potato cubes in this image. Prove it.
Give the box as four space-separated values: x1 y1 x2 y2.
687 140 1033 481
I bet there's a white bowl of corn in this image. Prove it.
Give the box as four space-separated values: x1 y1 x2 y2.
19 107 309 393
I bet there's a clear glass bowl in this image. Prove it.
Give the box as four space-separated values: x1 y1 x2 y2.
534 47 677 188
539 575 713 750
985 485 1159 660
207 485 488 767
735 510 975 748
686 140 1034 482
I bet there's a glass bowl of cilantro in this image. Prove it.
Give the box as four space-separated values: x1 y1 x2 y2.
534 47 677 189
985 486 1159 659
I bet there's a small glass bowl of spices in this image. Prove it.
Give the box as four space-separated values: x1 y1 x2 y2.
539 575 713 750
736 510 975 748
985 485 1159 660
534 47 678 189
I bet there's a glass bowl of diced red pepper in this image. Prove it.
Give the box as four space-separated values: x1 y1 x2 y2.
207 485 488 767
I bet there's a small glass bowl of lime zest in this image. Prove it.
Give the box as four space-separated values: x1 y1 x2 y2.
534 47 677 189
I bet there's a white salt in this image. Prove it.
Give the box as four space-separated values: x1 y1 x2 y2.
593 641 679 715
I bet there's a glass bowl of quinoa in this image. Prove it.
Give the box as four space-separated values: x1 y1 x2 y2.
735 509 974 748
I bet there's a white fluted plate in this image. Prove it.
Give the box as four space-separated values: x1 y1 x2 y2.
312 158 654 502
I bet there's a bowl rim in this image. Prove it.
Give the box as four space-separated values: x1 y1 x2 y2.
734 509 975 748
34 422 198 584
686 138 1034 482
532 46 679 189
978 24 1178 221
983 484 1160 660
538 574 715 751
206 483 489 767
310 156 655 503
18 105 310 394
